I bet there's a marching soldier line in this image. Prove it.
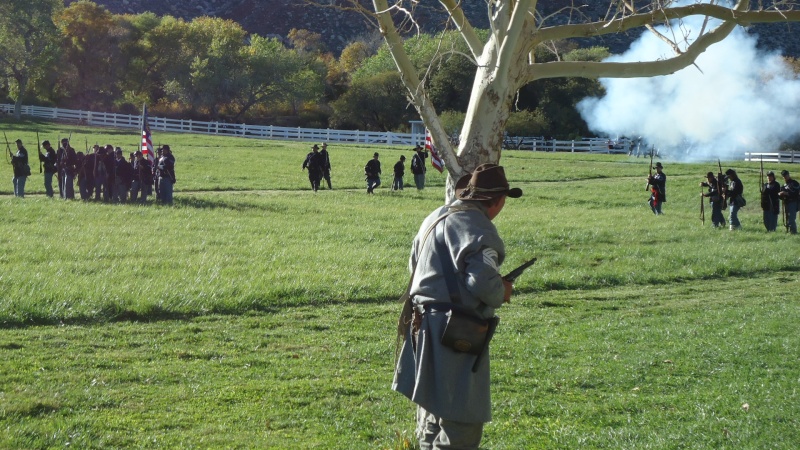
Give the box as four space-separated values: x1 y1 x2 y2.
7 136 176 205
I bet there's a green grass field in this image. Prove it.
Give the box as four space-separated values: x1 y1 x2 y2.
1 119 798 449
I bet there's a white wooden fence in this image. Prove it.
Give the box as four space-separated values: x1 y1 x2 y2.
0 104 422 147
744 151 799 164
1 103 634 153
3 104 795 161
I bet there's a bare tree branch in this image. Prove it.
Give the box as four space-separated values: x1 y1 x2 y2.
534 3 800 44
440 0 483 59
529 12 737 81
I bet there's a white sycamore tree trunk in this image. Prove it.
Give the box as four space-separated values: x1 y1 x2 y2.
368 0 800 200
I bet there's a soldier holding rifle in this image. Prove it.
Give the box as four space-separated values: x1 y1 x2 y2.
647 161 666 215
58 137 77 199
130 150 153 204
156 145 176 205
38 140 58 197
393 164 522 450
701 171 726 228
761 170 781 232
7 136 31 197
724 169 745 231
778 170 800 234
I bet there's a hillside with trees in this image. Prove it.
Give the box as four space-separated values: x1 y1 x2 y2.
2 0 799 141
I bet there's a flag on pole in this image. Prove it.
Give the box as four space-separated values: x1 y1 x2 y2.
141 103 154 163
425 128 444 173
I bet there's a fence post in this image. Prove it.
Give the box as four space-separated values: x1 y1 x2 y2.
571 140 575 152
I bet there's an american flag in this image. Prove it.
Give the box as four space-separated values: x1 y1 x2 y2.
141 103 154 163
425 128 444 173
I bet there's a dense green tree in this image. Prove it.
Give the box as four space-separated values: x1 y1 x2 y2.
111 12 163 111
55 0 131 109
513 46 608 138
230 36 312 120
330 71 414 131
0 0 63 118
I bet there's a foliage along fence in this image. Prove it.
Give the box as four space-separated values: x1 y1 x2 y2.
3 104 796 161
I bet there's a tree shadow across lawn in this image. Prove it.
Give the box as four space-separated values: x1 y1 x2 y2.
174 196 289 214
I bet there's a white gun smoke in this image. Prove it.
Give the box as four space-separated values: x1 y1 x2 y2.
578 10 800 162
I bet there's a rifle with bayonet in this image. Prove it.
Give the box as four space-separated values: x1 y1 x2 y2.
783 196 789 232
3 132 12 164
645 148 654 191
717 159 727 208
37 132 42 173
700 184 705 225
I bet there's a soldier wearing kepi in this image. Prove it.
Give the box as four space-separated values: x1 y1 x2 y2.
157 145 176 205
411 144 428 190
130 151 153 204
701 171 726 228
302 144 323 192
58 138 77 199
393 155 406 191
319 142 332 190
761 170 781 232
393 163 521 450
112 148 133 203
38 140 58 198
778 169 800 234
725 168 745 231
10 139 31 197
364 152 381 194
647 162 666 215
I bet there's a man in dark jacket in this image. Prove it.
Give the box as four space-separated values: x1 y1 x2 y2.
130 151 153 204
157 145 176 205
411 145 428 190
393 155 406 191
761 171 781 232
38 140 58 198
112 148 134 203
365 152 381 194
102 144 116 202
647 162 666 215
91 145 108 201
319 142 332 190
725 168 744 230
302 144 324 192
779 169 800 234
79 149 96 200
58 138 77 199
701 171 726 228
10 139 30 197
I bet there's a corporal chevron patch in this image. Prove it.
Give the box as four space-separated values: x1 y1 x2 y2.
482 248 499 272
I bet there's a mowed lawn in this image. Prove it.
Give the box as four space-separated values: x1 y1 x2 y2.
1 120 799 449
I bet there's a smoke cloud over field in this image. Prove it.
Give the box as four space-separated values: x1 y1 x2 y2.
578 10 800 161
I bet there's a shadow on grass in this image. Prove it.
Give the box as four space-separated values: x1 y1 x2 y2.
174 196 291 213
4 267 797 329
0 294 398 329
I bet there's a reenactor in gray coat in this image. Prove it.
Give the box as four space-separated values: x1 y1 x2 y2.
393 163 522 449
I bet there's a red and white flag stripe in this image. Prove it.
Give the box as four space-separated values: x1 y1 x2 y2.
141 103 154 163
425 128 444 173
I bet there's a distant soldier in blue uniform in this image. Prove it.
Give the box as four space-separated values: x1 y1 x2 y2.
364 152 381 194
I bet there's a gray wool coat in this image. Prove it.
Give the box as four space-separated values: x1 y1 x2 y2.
392 200 506 424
